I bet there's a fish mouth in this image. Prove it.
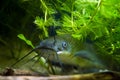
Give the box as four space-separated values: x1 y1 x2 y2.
35 46 59 60
37 46 78 70
36 46 71 64
37 46 70 55
36 46 76 71
37 46 57 52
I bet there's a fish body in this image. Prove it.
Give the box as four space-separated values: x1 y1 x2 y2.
11 34 118 74
38 35 107 74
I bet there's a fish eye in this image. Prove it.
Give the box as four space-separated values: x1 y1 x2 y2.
62 42 67 48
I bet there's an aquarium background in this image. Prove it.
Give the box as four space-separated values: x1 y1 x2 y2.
0 0 120 74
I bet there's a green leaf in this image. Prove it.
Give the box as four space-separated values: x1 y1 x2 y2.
17 34 34 48
34 16 44 28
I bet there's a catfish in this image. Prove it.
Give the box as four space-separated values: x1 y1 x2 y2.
10 34 118 74
37 35 107 74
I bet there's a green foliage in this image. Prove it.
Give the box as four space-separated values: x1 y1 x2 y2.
33 0 120 62
33 0 120 39
17 34 50 73
17 34 34 48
